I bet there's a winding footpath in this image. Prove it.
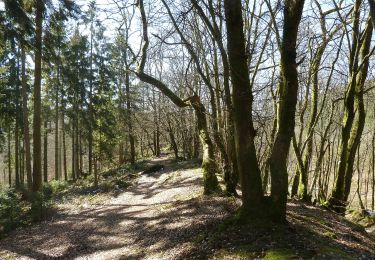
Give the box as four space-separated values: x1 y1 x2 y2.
0 158 233 259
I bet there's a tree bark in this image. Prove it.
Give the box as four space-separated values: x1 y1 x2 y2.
62 113 67 180
167 117 179 159
8 127 12 187
21 47 32 190
224 0 265 218
125 63 136 164
43 119 48 182
15 99 20 188
269 0 305 221
32 0 44 192
191 96 220 194
329 4 373 212
54 59 60 181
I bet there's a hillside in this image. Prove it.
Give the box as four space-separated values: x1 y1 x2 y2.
0 156 374 259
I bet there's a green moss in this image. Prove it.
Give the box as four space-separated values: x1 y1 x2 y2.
263 249 295 259
320 245 350 259
346 209 375 228
322 231 337 239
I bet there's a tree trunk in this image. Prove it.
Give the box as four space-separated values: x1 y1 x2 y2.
20 140 24 185
191 0 238 194
167 118 179 159
15 111 20 187
205 60 234 195
8 127 12 187
191 97 220 194
79 133 83 176
224 0 265 218
54 79 59 181
32 0 44 192
43 119 48 182
88 21 93 179
329 6 372 212
62 113 68 180
75 120 79 179
119 142 125 164
21 46 32 191
71 119 76 180
15 52 20 187
343 24 372 203
124 53 136 164
269 0 305 221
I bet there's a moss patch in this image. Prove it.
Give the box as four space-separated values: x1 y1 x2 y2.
319 245 351 259
346 209 375 228
263 249 295 259
322 231 337 239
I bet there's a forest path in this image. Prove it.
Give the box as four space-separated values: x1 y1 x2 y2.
0 156 236 259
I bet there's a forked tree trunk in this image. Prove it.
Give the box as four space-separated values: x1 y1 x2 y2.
269 0 305 221
224 0 265 218
329 4 372 212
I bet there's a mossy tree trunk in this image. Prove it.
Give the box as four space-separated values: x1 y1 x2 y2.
191 96 220 194
269 0 305 221
224 0 265 218
329 2 373 212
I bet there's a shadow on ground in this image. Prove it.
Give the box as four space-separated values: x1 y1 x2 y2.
0 157 234 259
0 157 374 259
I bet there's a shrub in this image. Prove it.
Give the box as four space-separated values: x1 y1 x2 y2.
30 183 54 222
48 180 69 194
0 189 24 234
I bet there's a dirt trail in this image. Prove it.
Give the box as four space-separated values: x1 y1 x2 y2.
1 157 374 259
0 157 235 259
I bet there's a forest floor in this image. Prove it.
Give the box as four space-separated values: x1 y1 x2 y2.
0 155 375 259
